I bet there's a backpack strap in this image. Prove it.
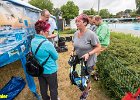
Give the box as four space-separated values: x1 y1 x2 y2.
42 55 50 66
35 40 46 55
31 39 51 66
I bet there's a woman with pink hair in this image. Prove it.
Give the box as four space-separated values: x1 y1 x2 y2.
32 20 59 100
71 14 101 99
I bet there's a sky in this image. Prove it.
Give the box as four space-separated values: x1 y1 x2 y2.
50 0 136 14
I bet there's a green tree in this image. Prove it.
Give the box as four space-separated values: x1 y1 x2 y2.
99 9 110 18
124 9 132 14
52 8 62 17
109 13 116 18
130 10 138 17
116 11 124 18
136 0 140 14
83 8 97 15
60 1 79 23
29 0 53 13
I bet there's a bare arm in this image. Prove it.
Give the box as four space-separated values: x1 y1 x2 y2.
88 43 101 56
70 42 75 56
47 34 57 39
82 43 101 61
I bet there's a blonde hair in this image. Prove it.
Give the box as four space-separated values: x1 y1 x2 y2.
88 15 94 19
94 15 102 21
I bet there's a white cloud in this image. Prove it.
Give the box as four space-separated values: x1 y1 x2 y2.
51 0 136 14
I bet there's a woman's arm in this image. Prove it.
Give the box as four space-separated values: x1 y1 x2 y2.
82 43 101 61
70 42 75 56
88 43 101 56
47 42 58 60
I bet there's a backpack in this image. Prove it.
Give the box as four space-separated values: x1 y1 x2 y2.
26 40 50 77
68 56 89 91
0 76 26 100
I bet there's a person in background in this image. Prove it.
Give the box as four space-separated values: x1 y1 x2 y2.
48 16 58 44
32 20 59 100
93 15 110 54
38 9 57 42
88 15 97 32
71 14 101 100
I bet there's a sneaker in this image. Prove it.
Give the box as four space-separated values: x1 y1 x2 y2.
91 71 99 81
80 91 89 100
91 70 96 75
57 97 60 100
50 97 60 100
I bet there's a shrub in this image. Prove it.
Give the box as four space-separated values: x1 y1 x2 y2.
97 32 140 99
59 29 76 34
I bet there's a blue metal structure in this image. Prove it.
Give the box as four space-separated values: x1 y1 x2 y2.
0 0 51 99
0 0 41 67
6 0 41 11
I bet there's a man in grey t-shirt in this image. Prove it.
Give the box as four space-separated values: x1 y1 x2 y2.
88 15 97 32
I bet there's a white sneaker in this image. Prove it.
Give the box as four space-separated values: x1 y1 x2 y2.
57 97 60 100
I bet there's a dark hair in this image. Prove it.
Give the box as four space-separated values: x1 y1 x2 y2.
35 20 50 34
76 14 89 26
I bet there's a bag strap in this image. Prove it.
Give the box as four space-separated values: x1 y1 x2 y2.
35 40 46 55
32 39 51 66
42 55 50 66
80 59 88 76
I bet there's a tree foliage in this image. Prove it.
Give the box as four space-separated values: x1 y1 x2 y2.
124 9 132 14
52 8 62 17
136 0 140 14
109 14 116 18
130 10 138 17
99 9 110 18
83 8 97 15
136 0 140 8
116 11 124 18
60 1 79 20
29 0 53 13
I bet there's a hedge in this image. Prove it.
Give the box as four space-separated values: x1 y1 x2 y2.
97 32 140 100
59 29 76 34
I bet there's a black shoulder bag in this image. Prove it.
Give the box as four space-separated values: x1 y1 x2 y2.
26 40 50 77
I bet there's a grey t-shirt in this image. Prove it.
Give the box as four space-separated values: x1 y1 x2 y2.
73 29 99 67
89 24 97 32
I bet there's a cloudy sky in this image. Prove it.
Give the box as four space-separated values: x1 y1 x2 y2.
50 0 136 14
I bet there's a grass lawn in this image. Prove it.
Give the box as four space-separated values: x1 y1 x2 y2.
0 41 110 100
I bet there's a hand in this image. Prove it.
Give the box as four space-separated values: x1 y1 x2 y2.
50 34 57 38
70 51 74 56
82 53 90 61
